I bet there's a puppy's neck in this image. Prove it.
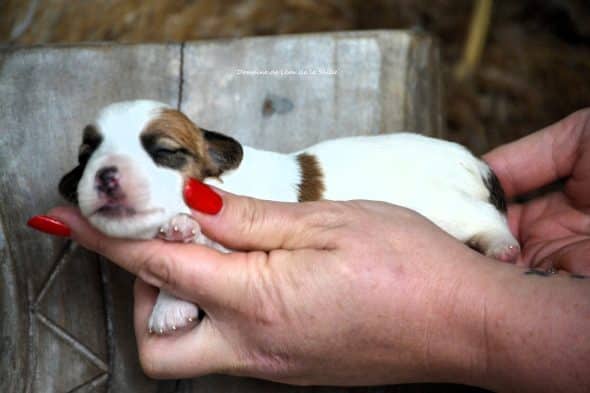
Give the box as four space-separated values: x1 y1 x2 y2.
205 146 315 203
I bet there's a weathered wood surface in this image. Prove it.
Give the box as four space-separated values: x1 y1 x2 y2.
0 30 451 393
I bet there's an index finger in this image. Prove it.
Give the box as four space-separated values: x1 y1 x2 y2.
483 109 590 199
189 189 348 252
48 206 243 308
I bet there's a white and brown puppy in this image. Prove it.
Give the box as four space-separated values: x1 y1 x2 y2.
59 99 519 335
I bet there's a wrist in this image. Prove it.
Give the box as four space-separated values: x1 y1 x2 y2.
455 260 590 392
380 248 494 386
415 252 493 387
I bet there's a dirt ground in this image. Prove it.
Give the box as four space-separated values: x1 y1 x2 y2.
2 0 589 153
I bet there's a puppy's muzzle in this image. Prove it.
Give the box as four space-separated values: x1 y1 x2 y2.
96 166 123 199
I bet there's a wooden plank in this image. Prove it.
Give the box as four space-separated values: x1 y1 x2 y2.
401 33 443 135
0 210 28 393
181 31 443 153
0 43 181 393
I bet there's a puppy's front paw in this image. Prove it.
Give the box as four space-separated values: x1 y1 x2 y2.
148 294 199 335
469 231 521 263
157 213 202 243
487 243 520 263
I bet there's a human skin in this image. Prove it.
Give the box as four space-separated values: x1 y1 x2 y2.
484 109 590 275
45 109 590 392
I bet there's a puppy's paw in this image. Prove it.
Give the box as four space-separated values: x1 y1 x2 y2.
157 213 202 243
148 294 199 335
469 231 520 263
487 243 520 263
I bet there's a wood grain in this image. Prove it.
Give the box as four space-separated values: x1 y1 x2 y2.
181 31 443 153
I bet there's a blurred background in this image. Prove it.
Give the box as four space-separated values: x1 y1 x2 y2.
2 0 589 153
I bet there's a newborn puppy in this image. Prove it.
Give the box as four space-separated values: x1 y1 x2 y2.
59 99 519 334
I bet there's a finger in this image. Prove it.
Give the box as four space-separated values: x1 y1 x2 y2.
133 278 159 336
48 206 245 307
133 279 239 378
537 239 590 276
189 189 347 251
505 203 523 242
484 108 590 200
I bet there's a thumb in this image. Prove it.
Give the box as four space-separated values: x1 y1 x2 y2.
539 240 590 276
184 179 344 251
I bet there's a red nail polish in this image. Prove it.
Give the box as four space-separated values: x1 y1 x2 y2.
27 215 71 237
184 178 222 214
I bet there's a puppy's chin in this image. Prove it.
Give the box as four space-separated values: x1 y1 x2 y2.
87 208 174 240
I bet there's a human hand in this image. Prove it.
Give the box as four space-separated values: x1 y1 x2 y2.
484 108 590 275
47 193 490 386
40 109 590 391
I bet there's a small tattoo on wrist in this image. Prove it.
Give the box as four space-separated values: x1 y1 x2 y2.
524 269 552 277
523 269 587 279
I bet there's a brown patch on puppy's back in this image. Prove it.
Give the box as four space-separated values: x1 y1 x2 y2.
297 153 324 202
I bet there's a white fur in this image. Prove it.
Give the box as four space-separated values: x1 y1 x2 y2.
77 100 191 239
212 133 507 240
208 146 301 202
76 99 518 334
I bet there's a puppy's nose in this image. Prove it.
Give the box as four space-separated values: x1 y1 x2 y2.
96 166 120 197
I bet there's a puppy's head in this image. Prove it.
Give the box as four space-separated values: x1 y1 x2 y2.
59 100 242 239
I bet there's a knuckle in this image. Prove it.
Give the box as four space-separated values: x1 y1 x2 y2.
565 108 590 137
302 200 348 228
237 196 266 237
137 243 175 289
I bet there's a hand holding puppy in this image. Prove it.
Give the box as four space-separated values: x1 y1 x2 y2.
484 108 590 275
44 100 519 336
48 190 590 391
37 109 590 391
50 191 496 385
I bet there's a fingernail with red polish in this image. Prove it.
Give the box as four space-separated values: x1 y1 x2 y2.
184 178 223 214
27 215 71 237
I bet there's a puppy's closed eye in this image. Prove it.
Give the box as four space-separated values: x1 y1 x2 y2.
140 108 243 180
152 147 191 169
141 135 194 169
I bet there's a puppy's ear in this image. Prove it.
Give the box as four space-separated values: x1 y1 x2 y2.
58 165 84 204
202 129 243 177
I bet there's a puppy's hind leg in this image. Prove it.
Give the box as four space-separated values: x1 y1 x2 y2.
468 231 520 262
149 213 203 334
467 206 520 262
148 290 199 334
149 213 228 334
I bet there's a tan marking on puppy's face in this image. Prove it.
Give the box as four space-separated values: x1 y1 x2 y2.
141 108 243 180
